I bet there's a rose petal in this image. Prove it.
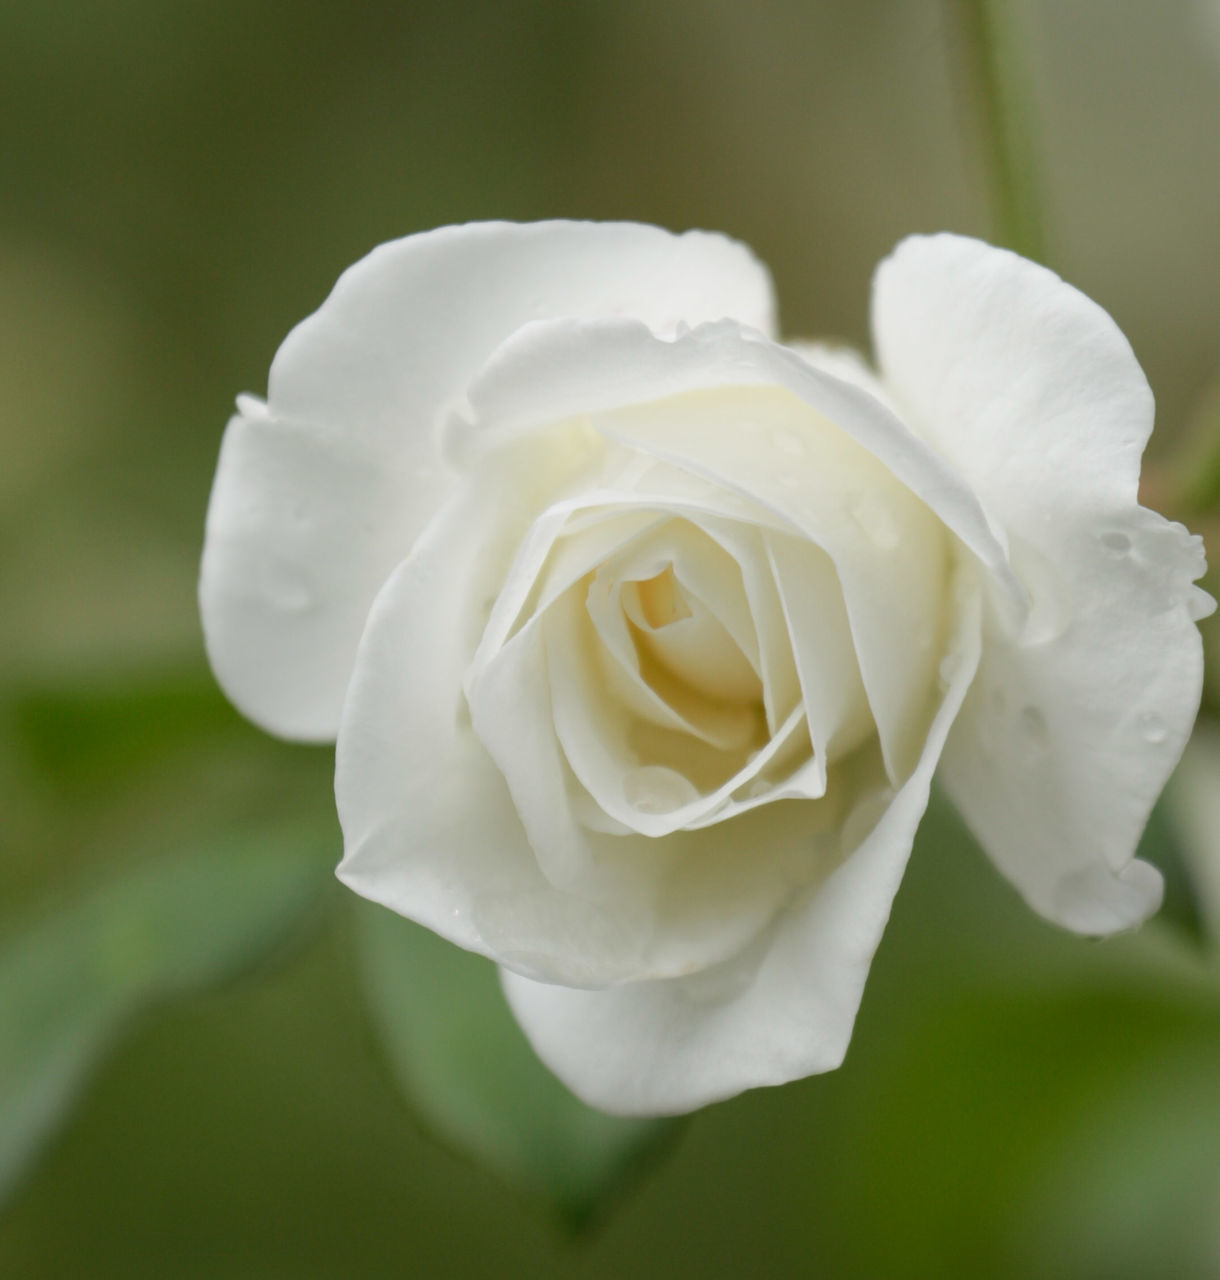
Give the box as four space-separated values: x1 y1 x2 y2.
449 320 1011 778
787 340 898 413
447 315 1021 617
691 517 804 736
544 591 817 837
873 233 1213 933
339 442 843 988
874 233 1150 526
595 386 949 784
501 578 983 1115
765 530 874 766
202 222 774 740
467 470 784 753
942 518 1201 933
594 518 761 702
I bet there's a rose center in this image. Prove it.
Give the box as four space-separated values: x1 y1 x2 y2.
621 562 761 706
632 564 692 628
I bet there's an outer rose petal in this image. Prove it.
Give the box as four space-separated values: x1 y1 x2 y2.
502 582 983 1116
786 340 899 415
448 317 1019 610
873 233 1213 933
200 221 775 740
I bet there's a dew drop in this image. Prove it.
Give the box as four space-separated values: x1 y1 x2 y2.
623 766 694 815
1020 705 1049 748
1138 712 1167 744
849 492 900 549
745 777 772 800
938 652 960 686
1012 539 1072 646
1149 593 1179 625
269 569 313 613
1100 530 1132 555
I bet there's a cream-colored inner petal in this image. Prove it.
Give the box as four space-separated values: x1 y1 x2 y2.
620 565 760 707
523 507 867 838
461 383 955 850
593 386 950 783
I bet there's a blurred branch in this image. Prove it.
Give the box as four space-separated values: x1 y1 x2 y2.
950 0 1048 263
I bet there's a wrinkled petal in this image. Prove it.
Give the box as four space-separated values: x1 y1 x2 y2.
502 580 982 1115
941 518 1203 933
202 221 774 740
873 233 1213 932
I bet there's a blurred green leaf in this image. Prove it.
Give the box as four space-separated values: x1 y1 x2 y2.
1138 797 1207 946
0 665 337 910
803 788 1220 1277
353 901 680 1226
0 824 336 1202
9 663 243 799
1011 1041 1220 1280
1168 721 1220 949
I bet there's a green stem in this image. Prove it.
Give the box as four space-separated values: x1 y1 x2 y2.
951 0 1048 263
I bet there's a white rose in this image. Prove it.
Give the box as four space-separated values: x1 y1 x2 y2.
200 222 1212 1115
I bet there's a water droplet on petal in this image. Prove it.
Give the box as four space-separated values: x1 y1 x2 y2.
1148 593 1180 627
1011 540 1072 646
745 777 772 800
1020 705 1049 748
623 766 695 815
938 652 960 686
1101 530 1132 555
1138 712 1167 744
269 567 313 612
849 492 901 549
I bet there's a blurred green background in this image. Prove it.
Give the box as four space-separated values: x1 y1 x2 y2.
4 1 1220 1276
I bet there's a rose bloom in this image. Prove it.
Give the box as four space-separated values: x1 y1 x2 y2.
201 222 1211 1115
